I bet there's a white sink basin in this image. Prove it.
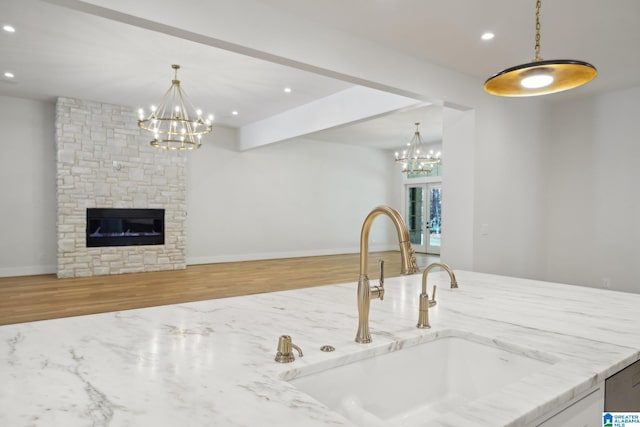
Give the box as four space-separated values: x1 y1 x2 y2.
288 334 554 426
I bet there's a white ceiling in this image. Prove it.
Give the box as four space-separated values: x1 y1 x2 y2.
306 104 443 149
0 0 352 127
262 0 640 96
1 0 639 151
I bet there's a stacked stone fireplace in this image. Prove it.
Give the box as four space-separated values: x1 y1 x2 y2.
55 97 186 278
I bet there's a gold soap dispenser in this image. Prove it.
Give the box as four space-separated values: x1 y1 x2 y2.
275 335 303 363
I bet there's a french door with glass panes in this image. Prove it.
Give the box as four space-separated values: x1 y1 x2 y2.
405 183 442 254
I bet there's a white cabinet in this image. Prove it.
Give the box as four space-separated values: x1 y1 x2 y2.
529 383 604 427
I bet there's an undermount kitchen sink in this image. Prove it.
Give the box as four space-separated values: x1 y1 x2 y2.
288 333 555 427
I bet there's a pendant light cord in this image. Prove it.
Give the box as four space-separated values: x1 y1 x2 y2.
533 0 542 61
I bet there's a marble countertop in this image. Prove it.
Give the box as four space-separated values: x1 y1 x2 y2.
1 270 639 426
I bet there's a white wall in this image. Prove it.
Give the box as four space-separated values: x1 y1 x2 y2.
186 127 398 264
543 86 640 293
0 0 552 281
473 99 549 279
0 97 56 276
81 0 548 274
442 108 475 271
3 82 638 294
0 95 404 276
6 1 634 289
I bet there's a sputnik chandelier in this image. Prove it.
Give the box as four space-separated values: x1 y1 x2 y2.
138 64 213 150
483 0 597 97
394 122 441 174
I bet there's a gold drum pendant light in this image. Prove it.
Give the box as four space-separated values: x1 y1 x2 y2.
484 0 597 97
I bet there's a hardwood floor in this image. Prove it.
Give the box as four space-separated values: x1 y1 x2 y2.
0 251 438 326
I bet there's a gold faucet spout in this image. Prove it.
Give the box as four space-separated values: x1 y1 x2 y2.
358 206 418 277
421 262 458 293
355 206 418 344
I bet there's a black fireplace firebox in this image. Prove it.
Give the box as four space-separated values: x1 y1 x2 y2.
86 208 165 247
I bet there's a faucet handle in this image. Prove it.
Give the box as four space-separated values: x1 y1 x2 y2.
370 259 385 301
429 285 438 307
378 259 385 300
409 247 418 273
275 335 303 363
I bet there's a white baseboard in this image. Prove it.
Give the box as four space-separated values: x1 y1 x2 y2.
0 245 401 277
186 244 397 265
0 265 56 278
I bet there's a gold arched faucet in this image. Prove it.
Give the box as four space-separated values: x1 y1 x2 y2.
355 206 419 343
417 262 458 329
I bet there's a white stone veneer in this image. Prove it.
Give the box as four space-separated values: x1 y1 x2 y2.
56 97 186 278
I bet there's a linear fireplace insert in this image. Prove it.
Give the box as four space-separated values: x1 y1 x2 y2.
86 208 165 247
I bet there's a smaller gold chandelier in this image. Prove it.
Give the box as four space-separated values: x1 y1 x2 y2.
394 123 441 174
138 64 213 150
484 0 597 97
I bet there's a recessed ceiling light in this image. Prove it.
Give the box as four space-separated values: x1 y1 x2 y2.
3 25 16 33
481 32 495 41
231 110 238 116
4 72 15 78
284 87 292 93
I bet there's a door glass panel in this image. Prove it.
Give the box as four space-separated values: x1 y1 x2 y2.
406 186 425 248
428 184 442 252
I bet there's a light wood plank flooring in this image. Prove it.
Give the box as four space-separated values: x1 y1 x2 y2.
0 251 437 326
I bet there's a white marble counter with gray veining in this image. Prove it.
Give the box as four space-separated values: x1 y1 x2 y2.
1 270 639 426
